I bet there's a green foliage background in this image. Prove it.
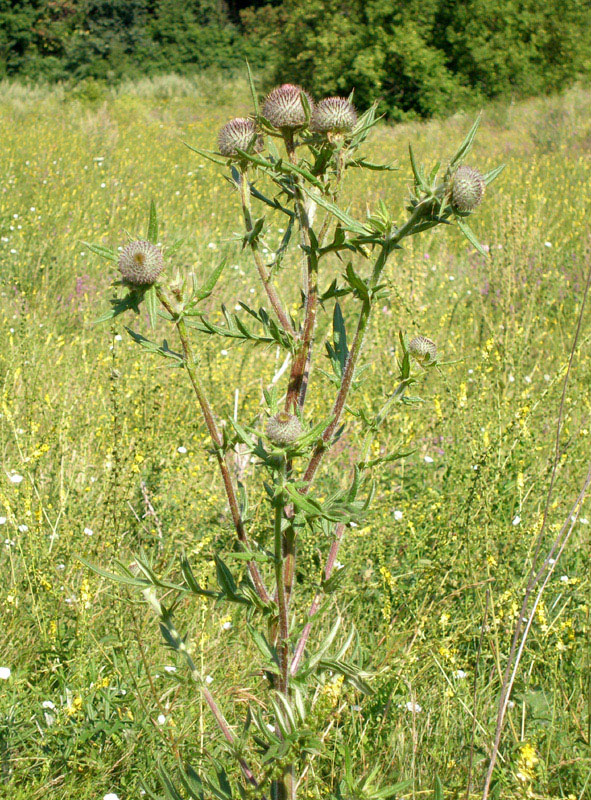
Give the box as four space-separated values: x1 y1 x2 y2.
1 0 590 118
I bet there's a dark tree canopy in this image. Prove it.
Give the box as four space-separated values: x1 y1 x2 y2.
0 0 589 117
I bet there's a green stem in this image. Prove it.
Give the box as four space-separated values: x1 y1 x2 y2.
273 457 290 694
283 130 318 413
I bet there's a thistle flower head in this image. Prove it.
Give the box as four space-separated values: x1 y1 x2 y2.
311 97 357 134
218 117 263 158
408 335 437 366
118 240 164 286
262 84 313 130
450 166 485 213
265 412 303 446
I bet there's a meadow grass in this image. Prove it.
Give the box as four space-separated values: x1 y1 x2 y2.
0 77 590 799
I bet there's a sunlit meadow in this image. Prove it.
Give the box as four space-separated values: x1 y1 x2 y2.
0 75 590 800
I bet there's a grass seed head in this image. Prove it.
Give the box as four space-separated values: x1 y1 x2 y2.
311 97 357 134
262 84 313 130
218 117 263 158
118 240 164 286
266 412 303 446
450 165 485 213
409 335 437 366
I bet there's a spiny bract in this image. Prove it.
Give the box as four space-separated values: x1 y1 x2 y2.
218 118 263 158
408 335 437 365
450 165 485 213
118 240 165 286
266 412 303 446
311 97 357 134
262 84 313 130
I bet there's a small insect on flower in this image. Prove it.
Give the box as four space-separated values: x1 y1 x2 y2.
449 165 485 213
262 84 314 130
311 97 358 134
217 118 263 158
266 412 303 446
408 335 437 366
118 240 164 286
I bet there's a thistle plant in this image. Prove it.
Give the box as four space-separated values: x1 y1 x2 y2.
86 76 502 800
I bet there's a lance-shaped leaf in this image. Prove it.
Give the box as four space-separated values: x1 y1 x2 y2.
247 624 281 673
144 283 158 328
214 554 248 604
125 327 183 363
156 765 185 800
456 216 488 257
81 241 118 262
307 617 342 670
186 258 227 309
343 261 370 302
78 555 150 588
359 448 416 470
408 144 426 193
449 114 481 169
484 163 505 185
349 157 397 172
246 59 259 116
242 216 265 247
180 555 217 598
147 199 158 244
316 658 373 694
300 184 370 236
184 141 229 165
248 183 295 218
350 102 382 147
325 302 348 378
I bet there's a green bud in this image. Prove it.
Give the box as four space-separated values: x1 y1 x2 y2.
265 412 303 446
218 117 263 158
118 240 164 286
262 84 314 130
450 165 485 213
311 97 357 134
408 335 437 366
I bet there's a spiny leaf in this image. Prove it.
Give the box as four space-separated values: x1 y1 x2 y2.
456 216 488 257
449 114 481 168
81 241 118 263
184 142 229 165
300 185 369 235
484 163 505 185
246 59 259 116
147 199 158 244
144 284 158 329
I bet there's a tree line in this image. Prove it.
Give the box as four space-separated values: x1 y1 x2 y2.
1 0 589 117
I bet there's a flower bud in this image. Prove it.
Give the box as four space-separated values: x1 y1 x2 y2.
408 335 437 366
262 84 314 130
450 166 485 213
311 97 357 134
218 117 263 158
118 240 164 286
266 412 303 446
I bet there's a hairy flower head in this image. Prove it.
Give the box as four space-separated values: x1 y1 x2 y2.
118 240 164 286
408 335 437 366
266 412 303 446
450 166 485 213
218 118 263 158
312 97 357 134
262 84 313 130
